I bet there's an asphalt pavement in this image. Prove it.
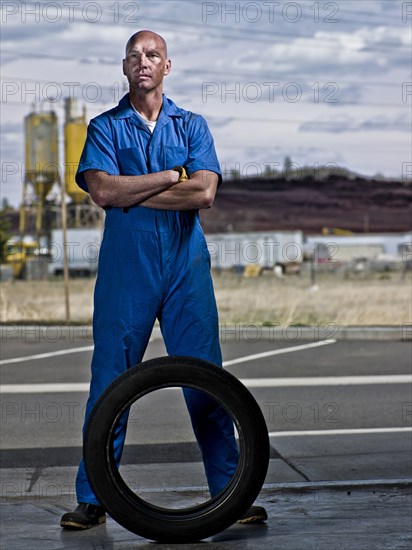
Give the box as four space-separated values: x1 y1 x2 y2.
0 327 411 549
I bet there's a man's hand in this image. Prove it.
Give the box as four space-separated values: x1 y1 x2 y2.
172 166 189 182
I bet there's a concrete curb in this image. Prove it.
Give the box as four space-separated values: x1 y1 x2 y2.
1 467 410 502
260 478 412 492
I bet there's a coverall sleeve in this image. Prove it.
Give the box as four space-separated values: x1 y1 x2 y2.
75 117 120 193
185 115 222 186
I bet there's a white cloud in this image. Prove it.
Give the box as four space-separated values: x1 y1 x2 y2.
242 25 412 74
1 0 410 207
299 113 411 133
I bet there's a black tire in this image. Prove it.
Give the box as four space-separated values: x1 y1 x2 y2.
84 356 269 543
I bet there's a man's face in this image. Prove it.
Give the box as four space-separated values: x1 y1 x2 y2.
123 32 171 93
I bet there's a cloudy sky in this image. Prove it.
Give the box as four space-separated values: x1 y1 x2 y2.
1 0 411 206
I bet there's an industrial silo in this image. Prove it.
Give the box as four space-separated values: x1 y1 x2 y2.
24 110 59 233
64 97 88 207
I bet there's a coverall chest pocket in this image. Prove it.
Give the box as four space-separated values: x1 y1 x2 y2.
163 146 188 170
117 147 148 175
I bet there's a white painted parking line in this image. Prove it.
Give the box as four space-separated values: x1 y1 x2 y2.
0 383 90 393
269 427 412 437
0 339 337 367
222 339 337 367
1 374 410 393
241 375 412 387
0 346 94 365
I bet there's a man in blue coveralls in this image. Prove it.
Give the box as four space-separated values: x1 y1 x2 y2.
61 30 267 529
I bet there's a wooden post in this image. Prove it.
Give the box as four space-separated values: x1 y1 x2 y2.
61 179 70 322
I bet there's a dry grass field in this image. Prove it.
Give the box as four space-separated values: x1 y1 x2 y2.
1 271 410 326
214 271 411 326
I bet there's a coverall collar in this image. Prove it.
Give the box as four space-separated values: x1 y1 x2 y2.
115 93 182 132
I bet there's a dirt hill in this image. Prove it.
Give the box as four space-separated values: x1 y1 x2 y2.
200 176 412 234
2 176 410 237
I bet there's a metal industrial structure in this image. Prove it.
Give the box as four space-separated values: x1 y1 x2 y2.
21 108 60 235
64 98 102 227
19 99 103 237
64 98 88 205
7 98 104 281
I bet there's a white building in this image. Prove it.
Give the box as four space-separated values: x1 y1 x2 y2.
304 232 412 262
205 231 303 269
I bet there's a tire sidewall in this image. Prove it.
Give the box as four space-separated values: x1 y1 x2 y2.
84 356 269 542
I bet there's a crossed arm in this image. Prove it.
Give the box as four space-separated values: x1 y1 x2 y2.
84 169 218 211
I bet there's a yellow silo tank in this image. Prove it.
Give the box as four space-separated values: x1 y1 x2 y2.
64 98 88 204
25 111 59 200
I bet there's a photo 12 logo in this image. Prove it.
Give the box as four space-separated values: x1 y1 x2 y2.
1 80 127 105
202 2 340 24
1 2 140 24
202 81 340 104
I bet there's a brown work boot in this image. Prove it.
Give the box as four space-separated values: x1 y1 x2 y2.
237 505 268 524
60 502 106 530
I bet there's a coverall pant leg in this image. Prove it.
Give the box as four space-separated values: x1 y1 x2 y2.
75 221 162 505
158 218 239 497
75 210 239 504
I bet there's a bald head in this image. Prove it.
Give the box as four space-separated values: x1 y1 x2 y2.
123 29 171 98
125 30 168 57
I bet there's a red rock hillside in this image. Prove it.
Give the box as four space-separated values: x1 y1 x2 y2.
200 176 412 234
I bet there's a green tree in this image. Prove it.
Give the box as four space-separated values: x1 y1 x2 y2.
283 156 296 180
230 168 240 180
283 155 293 173
1 197 11 210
